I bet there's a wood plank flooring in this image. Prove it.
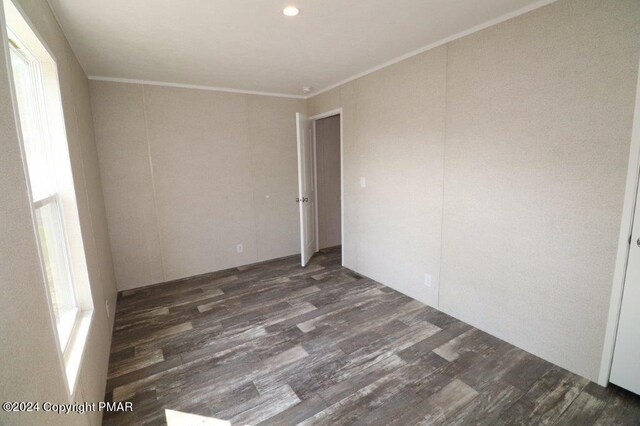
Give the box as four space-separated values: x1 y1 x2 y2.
103 246 640 425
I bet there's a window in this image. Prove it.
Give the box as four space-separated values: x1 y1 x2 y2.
4 0 93 396
9 34 80 348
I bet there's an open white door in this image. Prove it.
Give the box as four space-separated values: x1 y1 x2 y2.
296 112 317 267
610 185 640 395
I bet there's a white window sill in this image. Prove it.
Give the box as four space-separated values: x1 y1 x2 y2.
62 309 93 397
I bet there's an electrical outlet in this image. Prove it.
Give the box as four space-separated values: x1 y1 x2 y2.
105 299 110 319
424 273 432 288
236 243 243 253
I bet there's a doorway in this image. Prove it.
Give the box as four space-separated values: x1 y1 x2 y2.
295 109 343 267
314 114 342 251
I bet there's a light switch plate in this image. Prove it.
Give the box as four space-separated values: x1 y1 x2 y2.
360 177 366 188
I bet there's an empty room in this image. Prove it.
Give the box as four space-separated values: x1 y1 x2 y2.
2 0 640 424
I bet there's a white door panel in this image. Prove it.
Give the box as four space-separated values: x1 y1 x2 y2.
296 113 317 266
611 186 640 395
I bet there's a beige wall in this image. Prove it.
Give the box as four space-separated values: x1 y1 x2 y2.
315 115 342 249
308 47 447 309
90 81 306 290
0 0 117 424
308 0 640 381
441 0 640 383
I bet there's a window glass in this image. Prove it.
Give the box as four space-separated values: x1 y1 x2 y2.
34 201 78 345
9 45 56 202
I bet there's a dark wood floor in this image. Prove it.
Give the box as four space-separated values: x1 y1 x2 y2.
104 246 640 425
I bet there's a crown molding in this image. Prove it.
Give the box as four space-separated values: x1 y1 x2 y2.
87 76 307 99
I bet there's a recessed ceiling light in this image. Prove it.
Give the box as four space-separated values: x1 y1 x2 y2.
283 6 299 17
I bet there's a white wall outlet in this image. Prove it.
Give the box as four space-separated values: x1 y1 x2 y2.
424 273 432 288
105 299 110 319
360 177 366 188
236 243 243 253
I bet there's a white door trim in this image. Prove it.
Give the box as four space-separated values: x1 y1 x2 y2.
312 119 320 252
599 58 640 386
310 108 344 266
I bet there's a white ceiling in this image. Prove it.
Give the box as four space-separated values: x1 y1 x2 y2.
47 0 553 97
